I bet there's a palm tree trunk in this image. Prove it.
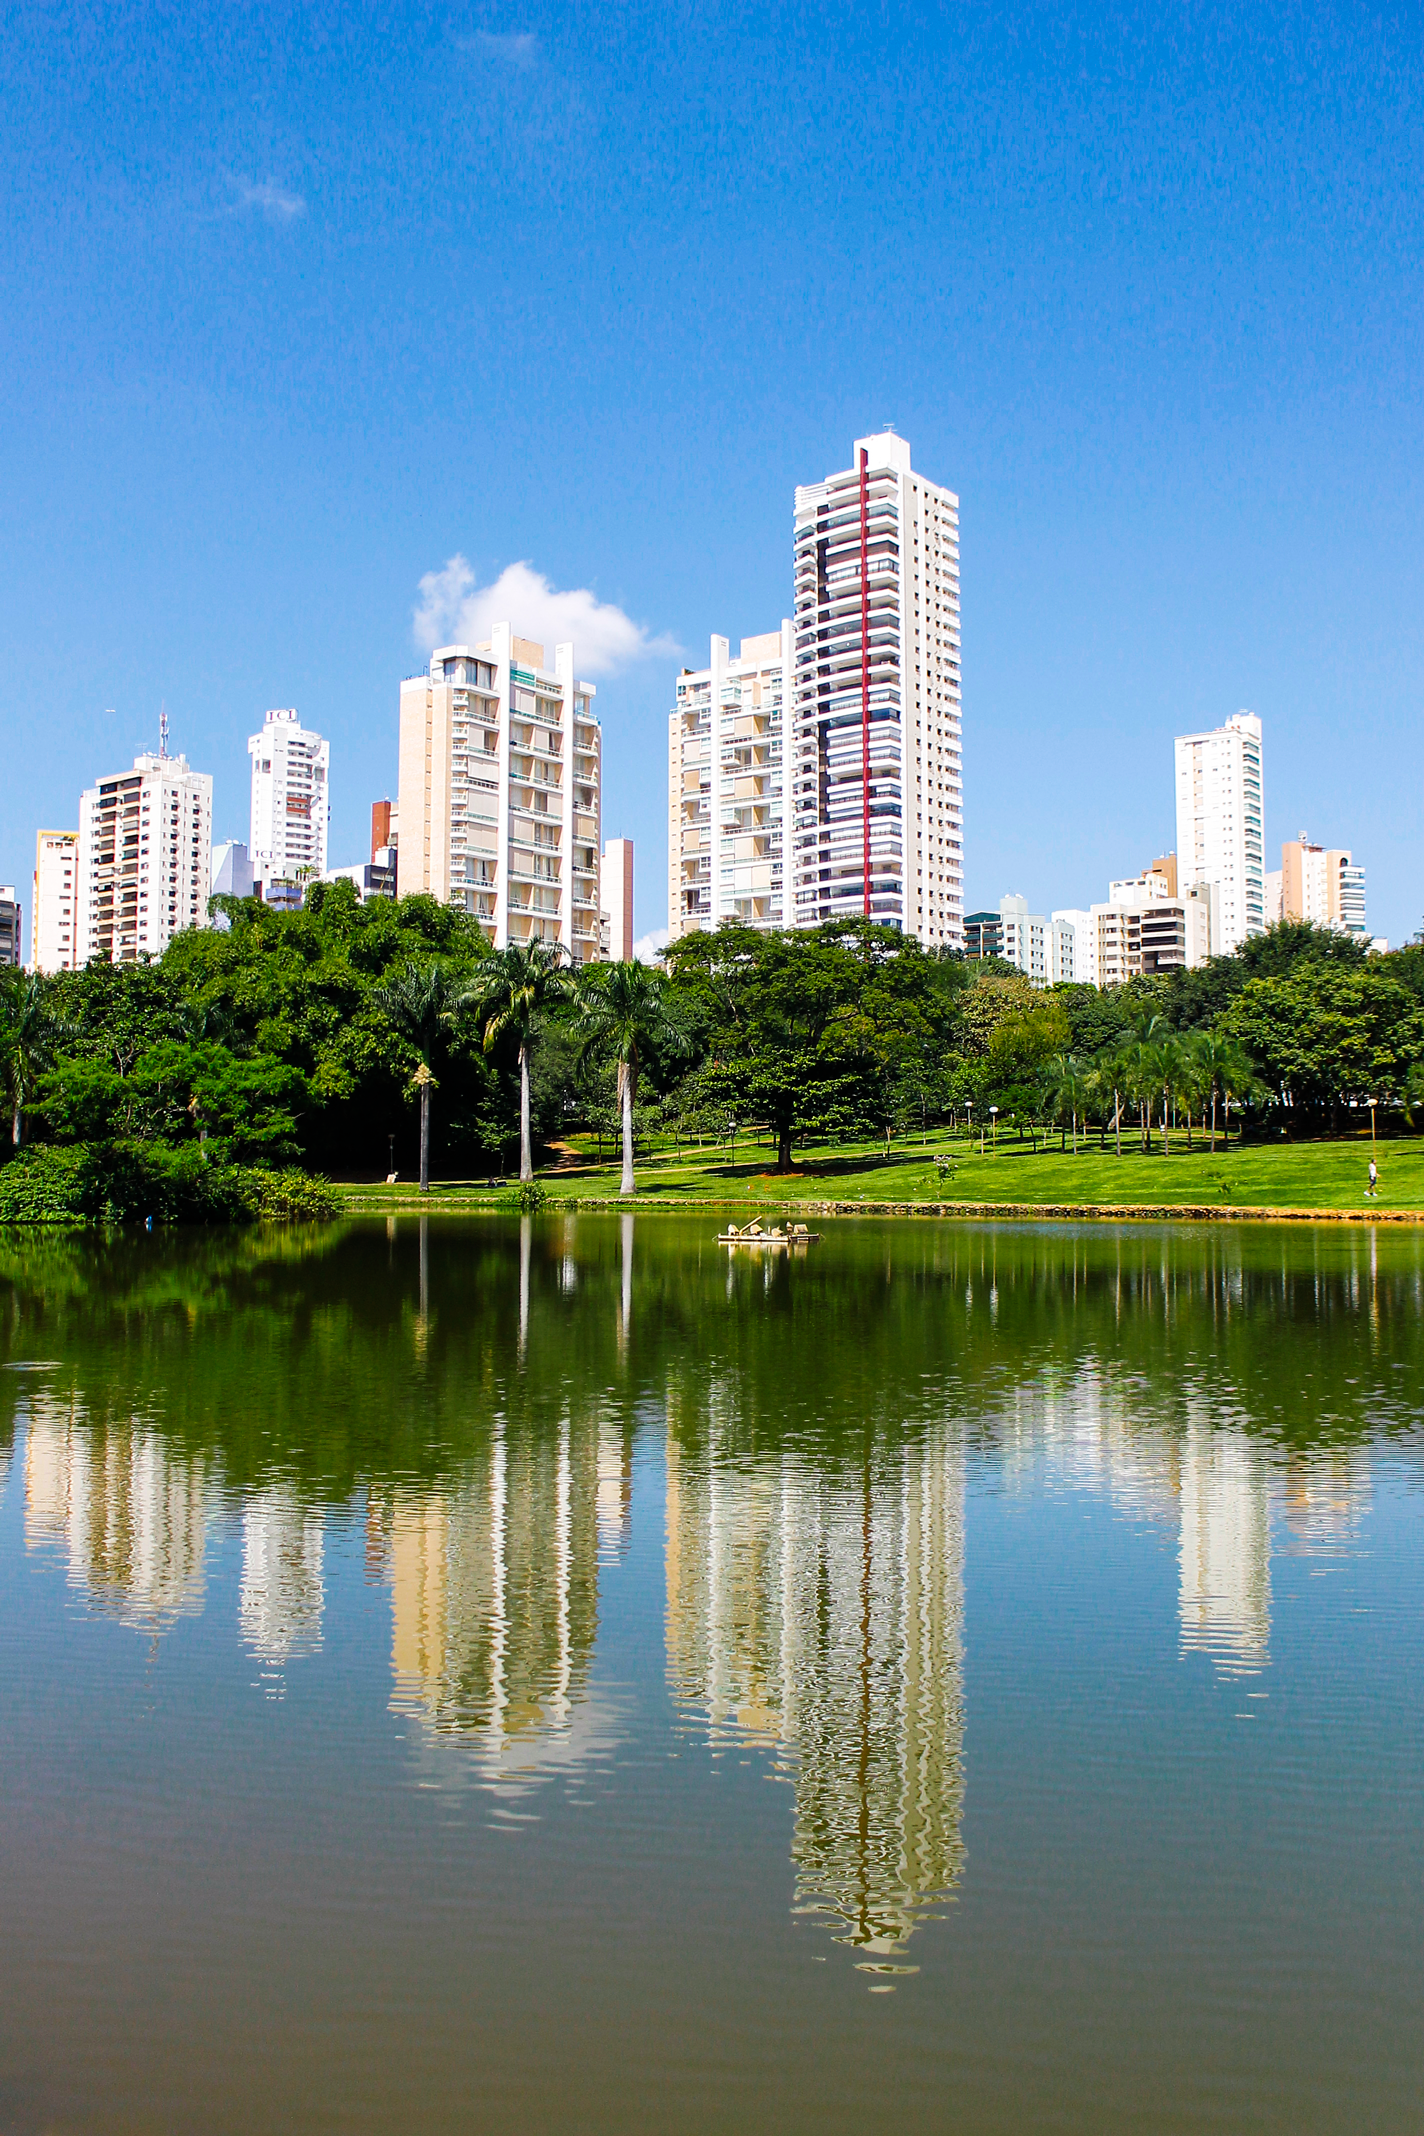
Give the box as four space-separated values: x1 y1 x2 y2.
519 1041 533 1183
11 1097 21 1150
1114 1090 1121 1158
619 1062 635 1195
419 1082 430 1194
1163 1086 1170 1156
1210 1091 1217 1153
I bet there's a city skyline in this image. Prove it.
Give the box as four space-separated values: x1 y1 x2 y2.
13 663 1383 972
3 7 1421 950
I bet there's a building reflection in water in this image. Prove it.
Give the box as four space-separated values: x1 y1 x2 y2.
239 1485 326 1676
1178 1420 1271 1674
665 1411 967 1963
996 1360 1373 1680
21 1384 214 1635
380 1411 623 1785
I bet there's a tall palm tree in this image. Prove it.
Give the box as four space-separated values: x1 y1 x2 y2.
1045 1052 1089 1154
575 961 691 1195
375 960 466 1193
1176 1032 1210 1149
476 939 574 1183
1117 1009 1167 1153
1215 1037 1262 1151
1192 1030 1251 1152
1090 1047 1127 1157
0 972 57 1149
1157 1033 1190 1157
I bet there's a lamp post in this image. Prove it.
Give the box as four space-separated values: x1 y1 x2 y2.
1369 1096 1377 1148
989 1104 999 1153
966 1100 974 1154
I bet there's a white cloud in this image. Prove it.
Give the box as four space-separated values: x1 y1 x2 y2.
232 177 306 222
413 556 679 679
633 929 670 965
465 29 539 67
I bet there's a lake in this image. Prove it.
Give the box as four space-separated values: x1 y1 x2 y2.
1 1215 1421 2134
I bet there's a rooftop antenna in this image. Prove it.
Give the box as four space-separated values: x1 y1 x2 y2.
159 701 169 759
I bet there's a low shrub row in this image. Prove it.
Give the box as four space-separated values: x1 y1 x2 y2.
0 1143 339 1226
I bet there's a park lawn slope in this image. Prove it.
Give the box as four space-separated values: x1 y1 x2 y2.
337 1132 1424 1217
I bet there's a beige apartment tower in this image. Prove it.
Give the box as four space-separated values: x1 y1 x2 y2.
32 830 78 971
398 629 602 960
1280 835 1367 941
668 627 791 939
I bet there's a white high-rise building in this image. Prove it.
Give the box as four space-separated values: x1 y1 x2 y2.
667 628 791 939
249 710 329 888
77 752 212 965
1173 711 1264 955
32 830 78 972
790 434 963 945
397 630 602 960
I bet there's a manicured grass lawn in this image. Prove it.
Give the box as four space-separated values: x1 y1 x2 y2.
341 1127 1424 1215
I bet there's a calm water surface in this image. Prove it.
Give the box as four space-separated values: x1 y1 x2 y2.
1 1216 1421 2134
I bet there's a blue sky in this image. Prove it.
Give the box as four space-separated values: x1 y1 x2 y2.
2 1 1420 946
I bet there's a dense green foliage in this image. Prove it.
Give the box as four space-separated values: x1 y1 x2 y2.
0 1142 337 1224
1 893 1420 1218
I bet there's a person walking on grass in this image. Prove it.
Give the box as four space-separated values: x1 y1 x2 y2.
1367 1157 1378 1199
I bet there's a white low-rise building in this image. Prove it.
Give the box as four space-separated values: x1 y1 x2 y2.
212 839 255 900
0 887 19 969
1050 909 1095 985
1088 857 1212 985
999 894 1049 984
322 859 396 904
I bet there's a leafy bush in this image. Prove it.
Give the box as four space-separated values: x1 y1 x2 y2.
240 1168 339 1222
0 1145 92 1223
500 1179 548 1212
0 1143 338 1226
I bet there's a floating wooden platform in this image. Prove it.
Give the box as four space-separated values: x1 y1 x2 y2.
717 1229 820 1247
